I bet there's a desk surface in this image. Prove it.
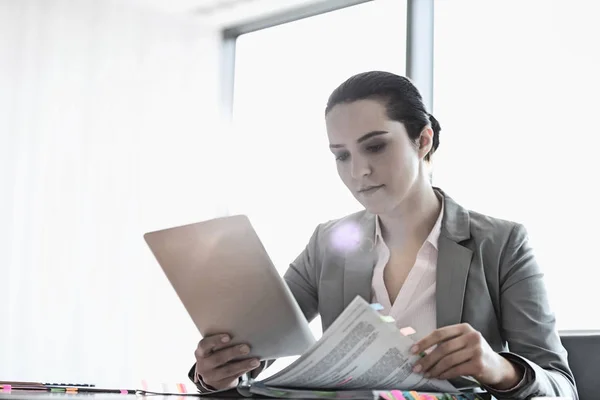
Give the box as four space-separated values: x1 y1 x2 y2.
0 391 565 400
0 393 256 400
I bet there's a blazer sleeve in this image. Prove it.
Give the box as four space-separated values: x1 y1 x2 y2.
282 223 322 324
484 223 578 399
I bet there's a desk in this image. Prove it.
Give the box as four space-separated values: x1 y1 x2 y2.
0 391 563 400
0 393 250 400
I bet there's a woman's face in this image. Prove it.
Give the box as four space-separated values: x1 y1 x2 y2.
325 99 430 215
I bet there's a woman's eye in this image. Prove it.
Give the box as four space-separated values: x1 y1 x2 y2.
367 143 386 153
335 152 349 162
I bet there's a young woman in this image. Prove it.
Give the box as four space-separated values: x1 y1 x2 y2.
190 71 577 399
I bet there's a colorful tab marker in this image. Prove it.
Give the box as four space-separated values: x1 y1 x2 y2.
335 377 353 386
399 326 416 336
380 315 396 323
1 385 11 392
370 303 384 311
390 390 407 399
378 392 486 400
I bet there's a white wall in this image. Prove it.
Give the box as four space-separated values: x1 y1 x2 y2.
0 0 224 387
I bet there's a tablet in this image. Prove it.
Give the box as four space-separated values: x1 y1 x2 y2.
143 214 315 361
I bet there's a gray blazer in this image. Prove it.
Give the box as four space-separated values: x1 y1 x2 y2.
282 188 577 399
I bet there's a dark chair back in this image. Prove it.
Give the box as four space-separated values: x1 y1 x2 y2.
560 331 600 400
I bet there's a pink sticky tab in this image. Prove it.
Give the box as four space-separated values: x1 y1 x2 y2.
2 385 12 392
399 326 416 336
120 390 127 394
390 390 406 400
141 379 148 391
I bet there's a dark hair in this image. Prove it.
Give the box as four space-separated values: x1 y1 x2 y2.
325 71 441 161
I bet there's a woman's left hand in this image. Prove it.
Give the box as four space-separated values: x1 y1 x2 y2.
410 323 523 390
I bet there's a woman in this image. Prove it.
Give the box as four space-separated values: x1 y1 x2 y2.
190 71 577 399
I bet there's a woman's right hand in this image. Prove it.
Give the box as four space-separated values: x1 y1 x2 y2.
194 334 261 391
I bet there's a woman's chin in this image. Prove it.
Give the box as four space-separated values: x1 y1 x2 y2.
359 199 391 216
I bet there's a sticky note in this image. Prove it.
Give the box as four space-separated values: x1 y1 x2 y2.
390 390 407 399
400 326 416 336
409 391 421 399
380 315 395 323
177 383 187 393
370 303 384 311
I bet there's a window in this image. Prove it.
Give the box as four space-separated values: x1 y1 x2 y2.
229 0 406 286
433 0 600 329
226 3 406 360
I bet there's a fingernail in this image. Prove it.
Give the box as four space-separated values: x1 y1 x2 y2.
410 345 418 354
221 335 230 343
413 364 422 373
239 345 250 354
250 360 260 367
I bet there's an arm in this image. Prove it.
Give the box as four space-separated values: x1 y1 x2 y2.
485 223 577 399
283 223 322 323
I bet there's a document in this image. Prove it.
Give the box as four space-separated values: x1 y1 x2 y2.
261 296 458 393
198 296 485 399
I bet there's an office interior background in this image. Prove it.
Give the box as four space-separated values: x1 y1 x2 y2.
1 0 599 388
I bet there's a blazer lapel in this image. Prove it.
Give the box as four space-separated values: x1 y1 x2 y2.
338 189 473 326
342 213 378 309
434 188 474 328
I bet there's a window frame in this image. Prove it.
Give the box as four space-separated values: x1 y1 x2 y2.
219 0 434 124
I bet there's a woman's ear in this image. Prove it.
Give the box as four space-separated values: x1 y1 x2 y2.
418 126 434 160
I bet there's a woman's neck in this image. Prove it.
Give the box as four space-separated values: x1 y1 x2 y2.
378 181 441 247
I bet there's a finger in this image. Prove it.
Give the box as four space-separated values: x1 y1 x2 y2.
196 344 250 374
204 358 260 385
414 336 467 374
196 334 231 359
437 358 479 381
202 344 252 371
426 347 474 379
411 324 470 355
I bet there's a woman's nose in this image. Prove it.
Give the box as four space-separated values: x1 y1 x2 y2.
350 157 371 179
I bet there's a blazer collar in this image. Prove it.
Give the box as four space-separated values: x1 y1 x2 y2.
434 187 471 242
357 187 471 245
341 187 473 329
433 187 473 328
